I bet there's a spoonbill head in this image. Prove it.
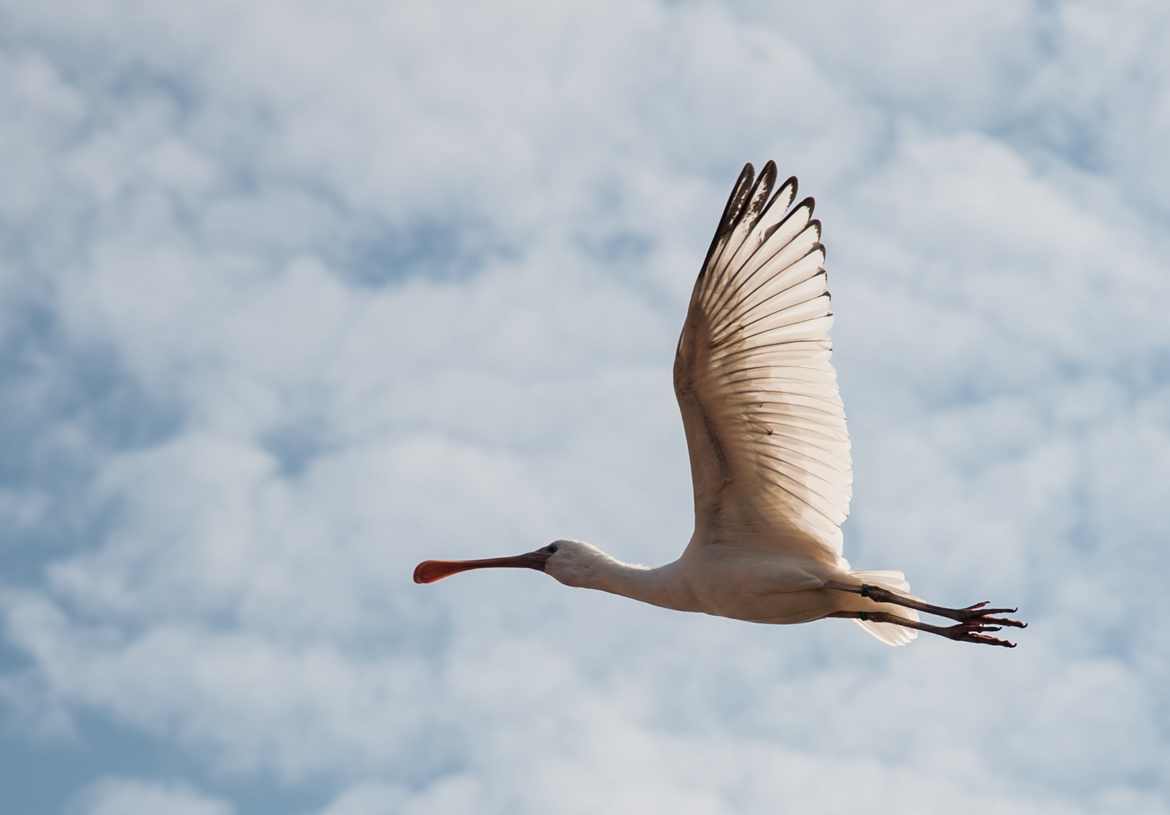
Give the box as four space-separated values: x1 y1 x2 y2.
415 540 617 589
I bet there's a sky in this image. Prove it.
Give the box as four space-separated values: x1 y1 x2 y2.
1 1 1169 813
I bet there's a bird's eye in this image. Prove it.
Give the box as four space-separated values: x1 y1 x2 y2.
545 544 559 553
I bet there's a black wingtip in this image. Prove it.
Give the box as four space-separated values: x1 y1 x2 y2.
697 163 757 278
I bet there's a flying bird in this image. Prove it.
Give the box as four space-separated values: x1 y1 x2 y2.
414 161 1027 647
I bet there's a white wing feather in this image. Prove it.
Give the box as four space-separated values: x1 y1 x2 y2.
674 162 852 567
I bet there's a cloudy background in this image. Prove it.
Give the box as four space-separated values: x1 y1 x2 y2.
2 1 1169 813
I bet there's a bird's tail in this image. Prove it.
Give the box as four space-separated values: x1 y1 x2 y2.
849 570 919 647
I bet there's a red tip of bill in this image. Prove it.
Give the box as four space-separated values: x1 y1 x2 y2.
414 560 455 584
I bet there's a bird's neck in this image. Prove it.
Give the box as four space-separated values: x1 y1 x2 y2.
594 557 699 613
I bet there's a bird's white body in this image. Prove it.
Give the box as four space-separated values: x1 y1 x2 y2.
415 161 1025 648
544 539 916 644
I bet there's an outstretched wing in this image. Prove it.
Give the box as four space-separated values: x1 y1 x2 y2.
674 161 852 566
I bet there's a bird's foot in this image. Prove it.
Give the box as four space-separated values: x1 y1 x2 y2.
954 601 1028 629
942 619 1018 648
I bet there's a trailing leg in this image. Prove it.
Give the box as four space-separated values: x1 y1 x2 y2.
827 580 1027 630
829 610 1018 648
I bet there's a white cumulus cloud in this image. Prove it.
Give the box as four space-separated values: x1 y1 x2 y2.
1 1 1167 813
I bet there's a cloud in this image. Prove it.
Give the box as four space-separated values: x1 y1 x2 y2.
71 777 233 815
1 1 1168 813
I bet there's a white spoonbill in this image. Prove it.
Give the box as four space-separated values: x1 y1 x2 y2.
414 161 1027 648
